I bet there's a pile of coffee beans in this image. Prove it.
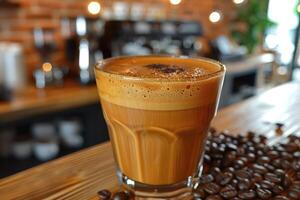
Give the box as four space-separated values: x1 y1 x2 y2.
98 129 300 200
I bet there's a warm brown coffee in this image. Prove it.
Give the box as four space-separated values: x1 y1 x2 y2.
95 56 225 185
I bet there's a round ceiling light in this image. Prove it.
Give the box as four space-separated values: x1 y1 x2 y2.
87 1 101 15
170 0 182 5
209 11 222 23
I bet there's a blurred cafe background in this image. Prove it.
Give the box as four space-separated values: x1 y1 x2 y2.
0 0 300 178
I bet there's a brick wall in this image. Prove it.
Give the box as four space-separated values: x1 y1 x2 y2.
0 0 236 80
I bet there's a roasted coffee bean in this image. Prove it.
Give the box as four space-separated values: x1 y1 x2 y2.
281 152 293 161
98 189 112 200
267 150 279 159
237 147 246 156
272 185 284 195
231 179 238 187
222 160 233 168
238 190 256 199
224 167 235 173
235 169 251 180
281 159 291 170
224 151 237 162
260 180 274 190
263 163 275 172
252 173 263 182
211 159 222 168
200 174 214 184
210 167 221 177
257 156 270 164
273 195 290 200
288 135 298 142
291 181 300 190
272 158 282 168
259 135 267 144
238 179 251 191
206 194 222 200
246 153 256 162
275 169 285 178
285 143 299 153
282 174 292 188
247 146 256 154
226 143 238 151
204 154 211 163
288 188 300 199
246 131 254 139
234 159 245 169
211 142 219 151
294 151 300 159
292 160 300 171
256 150 264 156
237 135 248 144
274 145 285 152
220 185 237 199
212 153 223 160
112 191 129 200
252 164 268 174
265 172 281 183
288 135 299 142
239 157 248 163
203 182 220 195
216 172 233 186
256 188 272 199
262 146 271 154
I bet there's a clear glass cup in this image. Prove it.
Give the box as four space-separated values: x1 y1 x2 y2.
95 55 225 199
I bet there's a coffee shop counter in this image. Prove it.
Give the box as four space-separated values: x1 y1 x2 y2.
0 80 99 124
0 82 300 199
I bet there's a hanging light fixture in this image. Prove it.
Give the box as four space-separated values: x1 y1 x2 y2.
209 10 222 23
170 0 182 6
87 1 101 15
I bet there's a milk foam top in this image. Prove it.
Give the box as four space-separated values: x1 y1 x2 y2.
95 56 225 110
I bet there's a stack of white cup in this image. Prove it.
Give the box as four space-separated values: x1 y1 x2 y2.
57 119 83 148
31 123 59 161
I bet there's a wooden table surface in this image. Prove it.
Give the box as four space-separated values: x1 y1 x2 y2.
1 82 300 200
0 81 99 123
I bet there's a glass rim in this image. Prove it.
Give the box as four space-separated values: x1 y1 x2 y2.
95 55 226 82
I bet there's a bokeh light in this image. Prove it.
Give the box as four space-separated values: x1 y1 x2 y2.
209 11 222 23
170 0 182 5
87 1 101 15
233 0 245 5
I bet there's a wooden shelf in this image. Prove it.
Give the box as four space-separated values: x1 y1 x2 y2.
0 80 99 123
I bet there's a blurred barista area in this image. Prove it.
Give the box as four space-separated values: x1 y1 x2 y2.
0 1 279 105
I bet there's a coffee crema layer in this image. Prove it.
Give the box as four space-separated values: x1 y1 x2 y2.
95 56 224 111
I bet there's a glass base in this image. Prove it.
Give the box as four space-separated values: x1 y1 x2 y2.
117 172 197 199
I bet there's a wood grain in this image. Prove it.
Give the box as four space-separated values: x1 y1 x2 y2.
0 82 300 199
0 80 99 123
